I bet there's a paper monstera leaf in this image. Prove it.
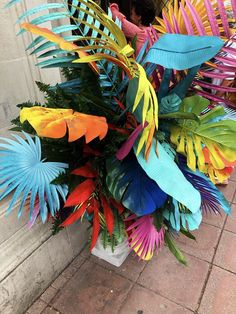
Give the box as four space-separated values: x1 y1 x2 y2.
20 106 108 142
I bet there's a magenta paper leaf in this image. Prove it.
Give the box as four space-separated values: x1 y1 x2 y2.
193 80 236 92
217 0 230 38
185 0 205 35
194 89 236 108
126 215 165 260
172 14 180 33
180 3 194 35
203 0 220 36
163 11 173 33
116 122 148 160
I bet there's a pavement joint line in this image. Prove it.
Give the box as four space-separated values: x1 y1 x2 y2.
135 281 195 313
220 227 236 235
195 205 229 312
211 263 236 276
43 305 63 314
116 257 151 313
117 280 135 314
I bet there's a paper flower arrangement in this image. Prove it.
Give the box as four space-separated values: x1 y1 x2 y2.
1 0 236 263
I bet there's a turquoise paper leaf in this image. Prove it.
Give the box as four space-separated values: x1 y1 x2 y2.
0 132 68 222
144 34 224 70
135 141 201 213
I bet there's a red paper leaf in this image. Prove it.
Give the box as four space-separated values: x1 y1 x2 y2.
108 123 130 135
83 144 102 156
61 202 87 227
110 198 125 214
71 162 98 178
90 201 100 251
64 179 95 207
101 195 114 236
114 97 125 110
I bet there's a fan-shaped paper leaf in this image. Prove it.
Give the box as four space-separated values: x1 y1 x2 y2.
0 132 68 222
126 215 165 260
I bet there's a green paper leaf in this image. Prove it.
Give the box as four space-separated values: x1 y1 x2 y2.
165 232 187 266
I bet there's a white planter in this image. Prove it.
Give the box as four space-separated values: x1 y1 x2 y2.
92 235 130 267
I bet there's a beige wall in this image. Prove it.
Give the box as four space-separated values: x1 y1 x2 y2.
0 0 62 132
0 2 89 313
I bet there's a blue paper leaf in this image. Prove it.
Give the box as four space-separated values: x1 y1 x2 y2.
144 34 224 70
178 156 231 214
106 154 167 216
16 3 65 24
163 199 202 231
0 132 68 223
135 141 201 213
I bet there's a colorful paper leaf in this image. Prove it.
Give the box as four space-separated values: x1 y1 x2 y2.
0 132 68 222
20 106 108 143
64 179 96 208
106 154 167 216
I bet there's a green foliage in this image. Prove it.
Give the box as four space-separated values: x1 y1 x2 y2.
100 210 126 252
180 228 196 241
165 232 187 266
152 210 164 232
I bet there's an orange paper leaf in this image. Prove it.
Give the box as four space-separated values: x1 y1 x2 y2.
20 107 108 143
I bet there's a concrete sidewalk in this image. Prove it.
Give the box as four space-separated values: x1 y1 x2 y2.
27 173 236 314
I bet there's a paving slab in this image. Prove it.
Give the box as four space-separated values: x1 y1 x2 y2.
137 248 209 311
119 284 193 314
42 306 60 314
214 230 236 273
40 286 58 304
218 183 236 203
90 252 147 282
176 223 221 262
225 204 236 233
27 299 47 314
202 211 226 229
199 266 236 314
52 260 133 314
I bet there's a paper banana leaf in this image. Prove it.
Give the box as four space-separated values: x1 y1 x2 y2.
135 141 201 214
20 106 108 143
106 154 167 216
144 34 224 70
170 95 236 171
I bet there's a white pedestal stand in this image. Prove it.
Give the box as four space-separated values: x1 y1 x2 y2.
91 235 130 267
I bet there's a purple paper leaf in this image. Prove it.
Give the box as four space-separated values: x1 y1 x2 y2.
116 122 148 160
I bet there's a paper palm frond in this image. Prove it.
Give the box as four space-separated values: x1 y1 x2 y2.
18 1 158 157
126 214 165 261
154 0 235 39
154 0 236 107
0 132 68 222
178 155 231 214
